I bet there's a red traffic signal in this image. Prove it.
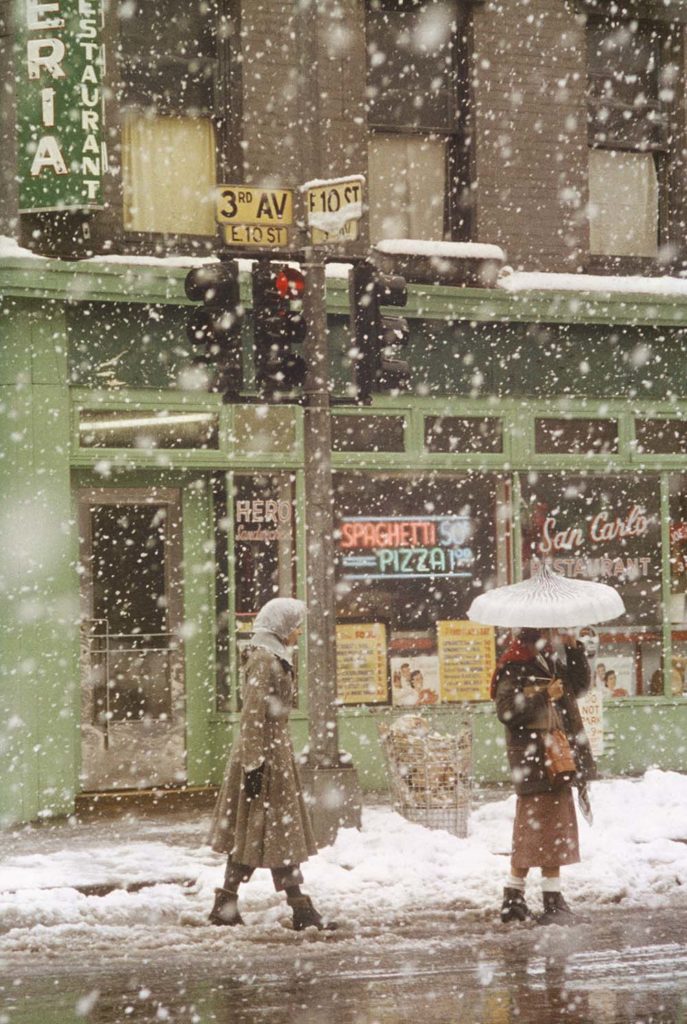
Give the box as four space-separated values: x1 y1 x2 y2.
275 267 305 302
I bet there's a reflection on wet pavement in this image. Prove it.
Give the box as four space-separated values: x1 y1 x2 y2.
2 909 686 1024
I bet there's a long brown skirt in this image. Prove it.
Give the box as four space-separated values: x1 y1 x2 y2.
511 787 580 870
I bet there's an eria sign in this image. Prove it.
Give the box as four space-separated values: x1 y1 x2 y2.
17 0 107 212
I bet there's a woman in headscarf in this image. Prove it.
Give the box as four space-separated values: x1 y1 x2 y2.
492 627 596 925
207 597 335 931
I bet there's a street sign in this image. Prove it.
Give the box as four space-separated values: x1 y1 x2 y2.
222 224 289 248
304 176 364 245
16 0 107 212
216 186 293 226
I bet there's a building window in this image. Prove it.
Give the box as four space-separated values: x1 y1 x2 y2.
587 18 676 260
521 473 662 697
365 0 469 243
213 472 298 710
669 474 687 697
333 472 511 705
534 417 619 456
117 0 220 236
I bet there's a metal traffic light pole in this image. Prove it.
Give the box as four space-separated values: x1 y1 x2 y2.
298 246 363 845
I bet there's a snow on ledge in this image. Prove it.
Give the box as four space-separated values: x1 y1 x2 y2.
0 234 42 259
375 238 505 261
498 267 687 298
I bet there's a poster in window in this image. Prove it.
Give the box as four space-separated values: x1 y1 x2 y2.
390 655 440 707
336 622 389 705
577 689 604 757
437 620 495 702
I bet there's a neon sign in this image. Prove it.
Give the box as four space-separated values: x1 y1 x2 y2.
338 515 475 580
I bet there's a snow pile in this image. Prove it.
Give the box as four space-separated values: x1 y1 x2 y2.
0 771 686 959
498 267 687 298
375 238 505 262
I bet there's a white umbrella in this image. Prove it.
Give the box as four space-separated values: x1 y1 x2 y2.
467 563 625 628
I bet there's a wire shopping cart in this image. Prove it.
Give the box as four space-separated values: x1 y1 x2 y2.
378 715 472 838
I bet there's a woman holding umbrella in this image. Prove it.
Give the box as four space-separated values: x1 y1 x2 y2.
491 626 595 924
468 565 624 925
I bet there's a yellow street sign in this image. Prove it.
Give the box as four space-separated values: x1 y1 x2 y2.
216 185 293 226
222 223 290 247
305 177 364 245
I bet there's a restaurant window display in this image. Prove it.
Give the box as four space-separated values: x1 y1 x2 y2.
333 472 508 706
668 475 687 697
520 473 662 697
213 472 298 709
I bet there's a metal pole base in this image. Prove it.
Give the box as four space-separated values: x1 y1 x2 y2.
300 764 363 848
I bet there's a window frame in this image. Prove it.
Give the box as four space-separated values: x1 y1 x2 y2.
108 0 243 254
364 0 473 242
585 14 685 273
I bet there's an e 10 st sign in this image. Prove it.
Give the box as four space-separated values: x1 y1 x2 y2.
17 0 106 212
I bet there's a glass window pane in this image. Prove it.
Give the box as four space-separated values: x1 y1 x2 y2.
214 473 298 710
334 472 510 704
79 409 220 449
122 113 216 235
366 1 459 130
635 419 687 455
535 417 618 455
332 415 406 452
588 149 658 257
520 473 662 697
587 20 666 149
668 475 687 697
425 416 503 454
369 133 446 241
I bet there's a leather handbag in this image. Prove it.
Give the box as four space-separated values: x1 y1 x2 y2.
543 699 576 781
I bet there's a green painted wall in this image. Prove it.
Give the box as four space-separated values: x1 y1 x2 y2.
0 301 78 826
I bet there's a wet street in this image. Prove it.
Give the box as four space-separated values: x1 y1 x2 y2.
2 905 686 1024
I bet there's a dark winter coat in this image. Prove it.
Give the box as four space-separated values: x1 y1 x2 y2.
208 646 317 867
494 642 597 796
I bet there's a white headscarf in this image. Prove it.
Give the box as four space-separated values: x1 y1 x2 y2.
251 597 306 665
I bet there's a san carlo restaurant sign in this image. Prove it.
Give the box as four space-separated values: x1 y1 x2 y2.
16 0 106 212
338 515 475 580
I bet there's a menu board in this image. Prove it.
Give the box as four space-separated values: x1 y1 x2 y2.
336 622 389 705
437 620 495 701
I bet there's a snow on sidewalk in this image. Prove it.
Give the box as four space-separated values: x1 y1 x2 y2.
0 770 686 958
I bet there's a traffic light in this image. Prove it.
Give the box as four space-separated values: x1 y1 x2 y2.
349 260 410 403
252 261 307 400
184 260 244 402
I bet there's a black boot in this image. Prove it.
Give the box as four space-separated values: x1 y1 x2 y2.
287 894 338 932
208 887 244 926
540 891 575 924
500 886 532 923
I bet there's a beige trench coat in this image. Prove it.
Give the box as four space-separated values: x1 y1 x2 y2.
208 646 317 867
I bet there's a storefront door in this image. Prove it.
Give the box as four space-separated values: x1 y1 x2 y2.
78 488 186 790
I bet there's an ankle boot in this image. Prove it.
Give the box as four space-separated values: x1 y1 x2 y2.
500 886 532 923
541 891 575 924
208 887 244 926
287 894 338 932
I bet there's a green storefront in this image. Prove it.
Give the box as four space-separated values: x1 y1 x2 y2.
2 252 687 827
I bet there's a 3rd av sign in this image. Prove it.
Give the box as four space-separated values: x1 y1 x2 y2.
216 185 293 247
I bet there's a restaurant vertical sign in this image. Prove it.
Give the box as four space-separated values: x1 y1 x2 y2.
16 0 107 211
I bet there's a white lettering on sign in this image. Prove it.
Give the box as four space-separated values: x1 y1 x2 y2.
30 134 67 175
23 0 107 200
27 0 64 31
540 504 649 554
236 499 291 525
27 37 66 78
